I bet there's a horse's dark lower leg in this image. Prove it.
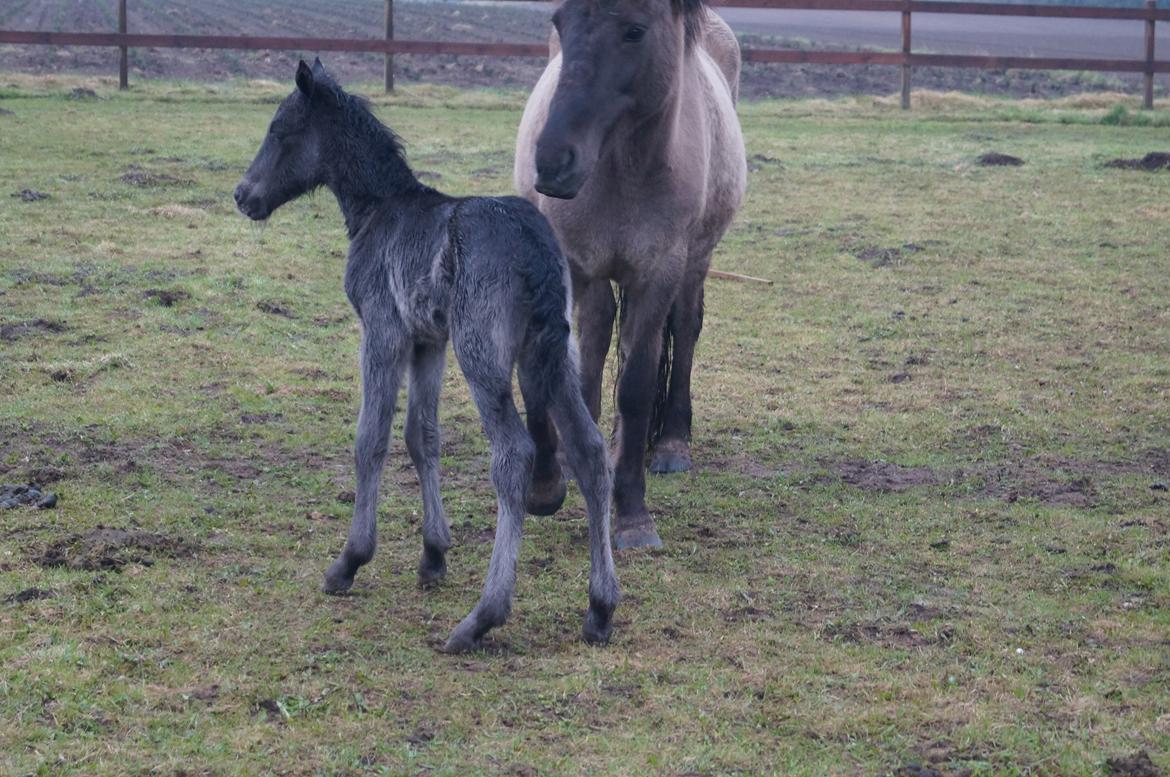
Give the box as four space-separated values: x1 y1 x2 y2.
611 287 673 549
522 375 566 516
573 274 617 422
651 274 704 475
404 343 451 587
444 370 533 653
324 329 407 594
549 381 619 644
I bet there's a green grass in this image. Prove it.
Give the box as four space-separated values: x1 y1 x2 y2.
1 74 1168 776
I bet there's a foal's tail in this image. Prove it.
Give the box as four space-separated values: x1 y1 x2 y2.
615 289 673 450
515 216 574 396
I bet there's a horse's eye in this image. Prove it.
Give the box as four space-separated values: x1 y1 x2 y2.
623 25 646 43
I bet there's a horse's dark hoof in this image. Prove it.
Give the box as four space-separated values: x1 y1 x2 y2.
650 440 692 475
441 623 484 654
322 567 354 596
526 473 567 516
613 523 663 550
417 552 447 590
582 608 614 645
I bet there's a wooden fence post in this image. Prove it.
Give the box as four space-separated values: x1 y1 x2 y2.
384 0 394 93
118 0 128 89
901 1 911 110
1144 0 1156 109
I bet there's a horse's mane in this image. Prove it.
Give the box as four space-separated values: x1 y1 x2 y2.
673 0 706 44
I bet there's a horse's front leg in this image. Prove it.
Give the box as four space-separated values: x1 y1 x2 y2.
323 324 408 594
610 279 675 550
650 265 706 474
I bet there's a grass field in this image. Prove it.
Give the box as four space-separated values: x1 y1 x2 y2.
1 75 1169 776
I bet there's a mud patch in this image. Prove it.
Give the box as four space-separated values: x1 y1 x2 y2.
977 152 1024 166
854 243 922 268
256 300 294 318
1105 153 1170 172
837 460 937 492
144 288 190 307
0 318 67 341
822 621 947 648
4 587 54 604
120 165 192 188
12 188 50 202
982 466 1098 507
1105 751 1161 777
33 526 195 571
1 483 58 509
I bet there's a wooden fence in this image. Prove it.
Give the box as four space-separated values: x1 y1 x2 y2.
0 0 1166 108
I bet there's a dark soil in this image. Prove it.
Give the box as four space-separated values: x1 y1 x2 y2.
144 288 191 307
854 243 922 268
1104 153 1170 171
256 300 294 318
1106 751 1162 777
837 460 938 492
0 0 1155 100
33 526 195 571
12 188 50 202
120 165 193 188
822 621 948 648
977 152 1025 166
1 483 58 509
4 587 55 604
0 318 67 341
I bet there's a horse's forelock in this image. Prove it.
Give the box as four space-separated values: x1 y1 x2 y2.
672 0 705 43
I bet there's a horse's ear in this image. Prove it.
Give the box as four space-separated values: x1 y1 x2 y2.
295 60 315 98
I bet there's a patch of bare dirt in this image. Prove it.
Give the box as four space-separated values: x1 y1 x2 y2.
854 243 923 268
256 300 294 318
11 188 50 202
1105 153 1170 171
981 465 1098 507
4 587 55 604
837 460 938 492
0 318 67 341
144 288 190 307
822 620 951 648
120 165 192 188
977 152 1024 166
33 526 196 571
1106 751 1162 777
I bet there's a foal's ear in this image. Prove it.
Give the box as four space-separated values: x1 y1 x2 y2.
295 60 315 99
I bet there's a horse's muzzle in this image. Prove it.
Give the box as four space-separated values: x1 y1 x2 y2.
233 180 271 221
534 145 584 200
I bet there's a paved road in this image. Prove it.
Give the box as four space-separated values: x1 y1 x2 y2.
717 8 1168 60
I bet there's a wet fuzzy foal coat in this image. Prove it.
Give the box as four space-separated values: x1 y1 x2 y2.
235 60 619 653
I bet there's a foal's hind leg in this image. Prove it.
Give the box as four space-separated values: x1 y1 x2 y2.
547 375 619 644
323 326 408 594
443 346 534 652
405 343 451 587
650 267 705 475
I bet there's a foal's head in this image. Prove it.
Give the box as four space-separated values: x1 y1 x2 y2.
236 59 407 221
534 0 704 199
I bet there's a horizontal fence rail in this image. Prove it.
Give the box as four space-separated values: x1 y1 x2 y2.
0 0 1164 108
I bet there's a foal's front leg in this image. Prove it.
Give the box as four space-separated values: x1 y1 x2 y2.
323 326 408 594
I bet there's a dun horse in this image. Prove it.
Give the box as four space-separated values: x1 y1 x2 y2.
515 0 747 549
235 60 619 652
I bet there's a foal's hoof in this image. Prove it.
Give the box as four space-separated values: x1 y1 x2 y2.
650 440 692 475
321 568 354 596
526 473 567 516
582 608 614 646
441 621 484 654
417 547 447 590
613 521 663 551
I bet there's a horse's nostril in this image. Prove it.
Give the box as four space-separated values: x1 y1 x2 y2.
233 183 247 206
557 147 575 174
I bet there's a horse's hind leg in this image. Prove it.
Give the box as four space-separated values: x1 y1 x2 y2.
443 348 534 653
547 372 619 644
323 325 408 594
405 342 451 587
650 268 705 475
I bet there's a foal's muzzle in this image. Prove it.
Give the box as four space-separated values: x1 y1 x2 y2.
233 180 271 221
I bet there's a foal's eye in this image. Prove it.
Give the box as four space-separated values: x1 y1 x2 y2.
623 25 646 43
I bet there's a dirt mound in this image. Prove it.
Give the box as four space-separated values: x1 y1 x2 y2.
837 460 937 492
1106 751 1161 777
1105 153 1170 171
1 484 58 509
977 152 1025 166
144 288 190 307
0 319 66 341
34 526 195 571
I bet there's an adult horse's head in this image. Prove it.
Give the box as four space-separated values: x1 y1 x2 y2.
533 0 704 199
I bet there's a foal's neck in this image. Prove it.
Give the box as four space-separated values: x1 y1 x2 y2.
327 104 423 239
